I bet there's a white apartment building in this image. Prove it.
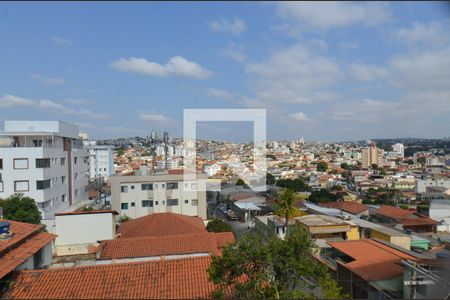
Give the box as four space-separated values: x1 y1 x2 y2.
204 163 221 177
415 178 450 194
392 143 404 158
0 121 89 220
85 142 114 181
110 172 207 219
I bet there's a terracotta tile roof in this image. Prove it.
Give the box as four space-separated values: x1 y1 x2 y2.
117 213 206 238
319 201 368 215
0 219 57 278
99 232 235 260
376 205 415 220
401 216 438 226
55 210 118 216
6 256 221 299
328 239 416 281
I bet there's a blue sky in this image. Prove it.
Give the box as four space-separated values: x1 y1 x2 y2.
0 2 449 142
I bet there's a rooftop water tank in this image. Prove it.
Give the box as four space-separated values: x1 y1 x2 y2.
0 221 11 235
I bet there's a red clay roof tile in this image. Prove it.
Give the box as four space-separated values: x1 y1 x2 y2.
319 201 368 215
6 256 220 299
376 205 415 220
117 213 206 238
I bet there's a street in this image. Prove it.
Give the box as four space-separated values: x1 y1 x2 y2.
208 202 249 239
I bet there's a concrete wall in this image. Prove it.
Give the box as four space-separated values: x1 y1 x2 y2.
55 212 115 246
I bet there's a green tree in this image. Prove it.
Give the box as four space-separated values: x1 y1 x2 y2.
0 194 42 224
82 206 94 211
266 173 276 185
276 178 309 192
119 215 131 223
275 189 298 231
208 227 342 299
371 163 379 170
308 189 337 204
417 157 426 165
116 147 125 156
235 179 246 186
316 161 328 172
206 218 235 237
340 163 351 170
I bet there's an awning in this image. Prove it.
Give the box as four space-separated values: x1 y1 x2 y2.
235 203 261 211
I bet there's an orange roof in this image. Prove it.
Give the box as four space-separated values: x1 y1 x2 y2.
376 205 414 220
0 219 57 278
98 232 235 260
6 257 220 299
319 201 368 215
117 213 206 238
328 239 415 281
402 217 438 226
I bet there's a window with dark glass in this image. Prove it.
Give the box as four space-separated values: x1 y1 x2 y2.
167 199 178 206
167 182 178 190
36 158 51 168
142 200 153 207
121 203 128 210
36 179 51 190
141 183 153 190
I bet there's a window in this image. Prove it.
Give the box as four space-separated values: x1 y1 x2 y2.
167 199 178 206
142 200 153 207
32 140 42 147
162 184 165 188
121 186 128 193
61 194 66 202
192 199 198 206
191 183 198 191
75 189 79 197
167 182 178 190
155 201 159 205
121 203 129 210
61 157 65 165
74 173 79 180
36 158 51 168
14 180 29 192
185 199 189 204
131 202 135 207
0 159 2 169
36 179 51 190
131 185 135 190
74 157 78 164
141 184 153 190
154 184 158 189
61 176 66 184
13 158 29 170
33 248 44 268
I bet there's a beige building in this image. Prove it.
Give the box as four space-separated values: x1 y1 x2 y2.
361 143 383 169
110 172 207 219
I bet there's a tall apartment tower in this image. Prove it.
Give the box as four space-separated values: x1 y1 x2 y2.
392 143 405 158
0 121 89 220
84 141 114 181
361 142 382 169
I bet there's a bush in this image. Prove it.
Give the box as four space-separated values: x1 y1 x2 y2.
317 161 328 172
206 218 235 236
0 193 42 224
119 215 131 223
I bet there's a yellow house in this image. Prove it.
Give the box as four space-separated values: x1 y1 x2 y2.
296 214 360 242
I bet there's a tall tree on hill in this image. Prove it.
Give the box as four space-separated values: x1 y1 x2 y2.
275 189 298 232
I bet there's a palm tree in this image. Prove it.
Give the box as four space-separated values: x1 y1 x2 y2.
275 188 298 234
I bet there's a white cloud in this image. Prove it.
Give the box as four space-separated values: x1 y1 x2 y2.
52 36 73 47
394 21 448 47
276 2 391 30
0 94 109 119
220 43 246 63
209 17 246 35
31 73 65 86
339 41 359 50
245 44 342 104
349 63 388 82
137 110 172 123
289 111 311 122
65 98 95 105
331 98 400 123
111 56 212 79
206 88 233 100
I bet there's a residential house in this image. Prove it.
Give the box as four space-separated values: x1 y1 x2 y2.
375 205 438 233
0 219 56 293
319 201 369 217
